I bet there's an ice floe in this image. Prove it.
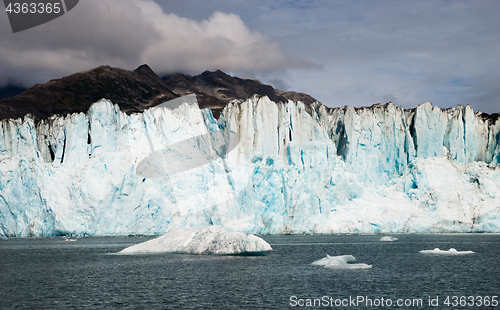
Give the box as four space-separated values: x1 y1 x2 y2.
380 236 398 241
419 248 475 255
119 225 272 255
311 254 372 270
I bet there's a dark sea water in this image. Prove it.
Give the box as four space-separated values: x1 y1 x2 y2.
1 234 499 309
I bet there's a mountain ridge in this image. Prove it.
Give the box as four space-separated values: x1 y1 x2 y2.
0 64 318 120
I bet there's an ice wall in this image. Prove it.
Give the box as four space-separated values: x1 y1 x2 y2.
0 96 499 237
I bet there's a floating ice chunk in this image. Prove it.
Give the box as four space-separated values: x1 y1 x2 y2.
324 263 373 270
119 226 272 255
311 254 356 266
419 248 475 255
380 236 398 241
311 254 372 269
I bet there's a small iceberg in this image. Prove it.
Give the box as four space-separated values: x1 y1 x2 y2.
380 236 398 241
311 255 372 270
119 226 272 255
419 248 475 255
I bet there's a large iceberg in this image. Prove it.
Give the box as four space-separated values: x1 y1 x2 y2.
119 225 272 255
0 95 499 237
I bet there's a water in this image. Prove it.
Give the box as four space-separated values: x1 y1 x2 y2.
1 234 499 309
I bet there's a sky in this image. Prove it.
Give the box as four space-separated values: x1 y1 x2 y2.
0 0 498 113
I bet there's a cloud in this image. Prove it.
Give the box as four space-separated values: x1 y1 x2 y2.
0 0 313 87
0 0 497 114
140 9 313 75
254 0 500 113
459 75 500 114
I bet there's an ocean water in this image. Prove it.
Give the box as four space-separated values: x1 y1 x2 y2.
0 234 499 309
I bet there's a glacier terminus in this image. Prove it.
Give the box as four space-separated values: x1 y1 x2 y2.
0 95 499 237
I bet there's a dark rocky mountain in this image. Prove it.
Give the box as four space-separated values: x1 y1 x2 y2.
163 70 317 118
0 64 318 121
0 65 177 120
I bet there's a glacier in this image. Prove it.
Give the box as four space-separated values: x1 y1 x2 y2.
0 95 499 237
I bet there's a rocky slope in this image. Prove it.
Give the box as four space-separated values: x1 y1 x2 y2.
162 70 316 117
0 65 317 120
0 65 177 120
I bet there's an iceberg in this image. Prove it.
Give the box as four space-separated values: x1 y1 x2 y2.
311 254 356 265
0 95 499 237
119 225 272 255
311 254 372 270
380 236 398 241
324 263 372 270
419 248 475 255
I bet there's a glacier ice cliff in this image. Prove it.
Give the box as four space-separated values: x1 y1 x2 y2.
0 96 499 237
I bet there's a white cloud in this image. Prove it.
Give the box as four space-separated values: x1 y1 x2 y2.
0 0 311 87
140 9 307 74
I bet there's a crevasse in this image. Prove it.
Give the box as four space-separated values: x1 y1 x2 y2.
0 96 499 237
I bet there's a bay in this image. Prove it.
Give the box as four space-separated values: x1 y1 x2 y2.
1 234 499 309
